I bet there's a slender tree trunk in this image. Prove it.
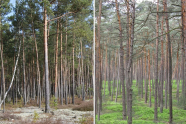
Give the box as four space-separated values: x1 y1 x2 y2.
44 7 50 113
31 16 41 107
115 0 127 119
22 30 27 106
115 51 120 103
145 49 147 103
99 47 103 110
104 43 108 98
141 56 143 98
0 15 5 112
164 0 172 122
12 55 15 105
137 60 140 94
154 0 159 121
106 51 110 96
111 53 117 101
55 21 59 99
148 50 151 107
165 35 168 109
60 23 63 105
160 15 164 113
81 39 85 101
176 62 179 96
72 21 75 104
65 17 68 105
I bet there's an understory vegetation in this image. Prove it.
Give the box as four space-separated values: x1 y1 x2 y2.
96 80 186 124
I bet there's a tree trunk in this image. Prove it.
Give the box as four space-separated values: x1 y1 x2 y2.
164 0 172 122
44 7 50 113
148 50 151 107
22 30 27 106
181 0 186 110
141 56 143 98
65 17 68 105
145 49 147 103
160 15 164 113
72 21 75 104
60 23 63 105
176 62 179 95
115 51 120 103
104 43 108 98
81 39 85 101
31 16 41 107
154 0 159 121
55 21 59 99
95 0 102 120
115 0 127 120
0 13 5 112
126 1 135 123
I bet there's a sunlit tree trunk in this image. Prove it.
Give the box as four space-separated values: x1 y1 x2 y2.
44 7 50 113
55 21 59 99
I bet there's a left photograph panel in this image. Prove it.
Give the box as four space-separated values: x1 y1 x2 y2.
0 0 94 123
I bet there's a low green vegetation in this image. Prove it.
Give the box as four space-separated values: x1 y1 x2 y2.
96 80 186 124
33 110 39 122
50 96 58 110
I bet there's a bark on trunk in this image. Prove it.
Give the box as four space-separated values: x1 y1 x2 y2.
44 7 50 113
22 30 27 106
154 0 159 121
126 1 135 123
95 0 102 120
164 0 173 122
148 50 151 107
60 23 63 105
145 49 147 103
181 0 186 110
160 15 164 113
115 0 127 120
55 21 59 99
0 15 5 112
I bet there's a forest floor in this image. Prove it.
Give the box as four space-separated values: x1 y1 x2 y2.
96 80 186 124
0 97 93 124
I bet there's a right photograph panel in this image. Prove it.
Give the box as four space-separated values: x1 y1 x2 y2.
95 0 186 123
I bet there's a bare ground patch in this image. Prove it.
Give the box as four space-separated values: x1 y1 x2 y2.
0 98 93 124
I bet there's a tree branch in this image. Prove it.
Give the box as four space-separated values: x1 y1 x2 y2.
47 12 75 22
